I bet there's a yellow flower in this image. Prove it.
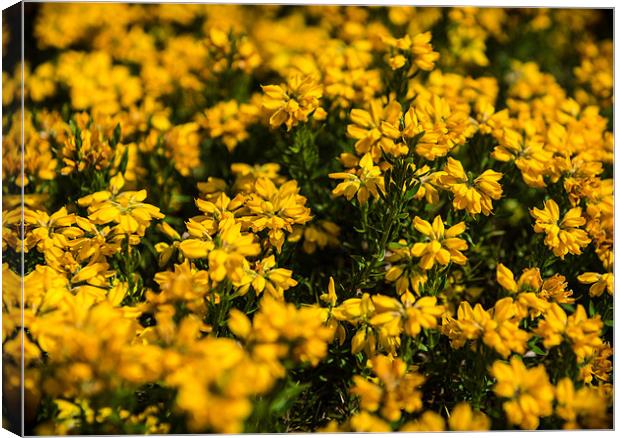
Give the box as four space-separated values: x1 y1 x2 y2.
3 110 59 187
490 357 554 429
320 277 338 306
577 272 613 297
351 355 425 422
31 300 164 399
388 53 407 70
237 255 298 299
400 411 446 431
349 411 391 432
403 296 445 337
385 241 428 296
230 162 286 194
53 49 142 114
533 303 603 360
411 216 468 270
530 199 591 258
79 181 164 239
495 264 553 318
241 295 335 366
60 119 117 176
329 153 385 205
368 296 409 351
383 32 439 72
492 128 552 188
208 218 261 283
496 263 518 293
448 402 490 431
300 220 340 254
410 32 440 71
555 377 611 429
206 28 261 75
474 100 509 135
438 157 503 215
365 295 404 355
193 191 243 236
552 152 605 207
411 165 443 204
346 99 405 160
262 75 323 131
164 334 261 433
24 207 76 252
447 25 489 67
178 238 215 260
443 298 529 357
332 292 375 324
333 293 443 356
245 178 312 252
197 99 258 152
382 34 411 69
350 377 383 413
164 122 202 177
496 265 574 307
404 94 475 160
227 309 252 340
149 260 212 310
574 39 613 106
579 343 612 384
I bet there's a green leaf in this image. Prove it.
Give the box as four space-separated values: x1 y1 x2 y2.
560 303 575 313
377 186 387 201
387 241 405 250
588 300 596 317
407 130 426 150
117 145 129 175
69 119 77 136
112 123 122 146
269 382 310 415
404 182 420 201
383 168 392 191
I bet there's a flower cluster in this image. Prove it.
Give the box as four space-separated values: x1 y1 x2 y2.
2 4 612 434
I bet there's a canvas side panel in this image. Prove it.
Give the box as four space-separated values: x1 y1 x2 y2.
2 1 24 436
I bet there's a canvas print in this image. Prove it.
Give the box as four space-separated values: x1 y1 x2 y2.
1 2 614 434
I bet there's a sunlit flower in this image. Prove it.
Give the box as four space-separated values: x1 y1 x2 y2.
329 153 385 204
411 216 468 270
530 199 590 258
262 75 323 131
